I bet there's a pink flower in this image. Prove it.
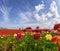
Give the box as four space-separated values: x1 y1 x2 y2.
16 33 22 39
33 34 40 40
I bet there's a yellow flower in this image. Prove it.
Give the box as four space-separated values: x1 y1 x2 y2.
31 33 33 35
54 30 58 33
53 30 58 33
22 34 25 36
10 41 12 43
46 32 49 33
35 43 37 46
1 36 3 38
45 34 52 40
14 33 17 37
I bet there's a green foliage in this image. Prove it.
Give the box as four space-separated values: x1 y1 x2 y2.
0 32 58 51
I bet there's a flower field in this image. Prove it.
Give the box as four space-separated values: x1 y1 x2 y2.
0 29 60 51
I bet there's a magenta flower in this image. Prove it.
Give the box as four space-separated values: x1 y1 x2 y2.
57 32 60 35
47 29 52 32
33 34 40 40
16 33 22 39
58 46 60 51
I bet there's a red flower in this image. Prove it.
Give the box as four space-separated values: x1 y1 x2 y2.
51 36 57 44
33 34 40 40
16 33 22 39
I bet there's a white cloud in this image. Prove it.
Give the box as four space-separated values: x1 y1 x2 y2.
50 1 60 24
50 1 59 18
18 12 33 23
16 23 41 29
50 1 57 12
53 17 60 23
33 1 60 29
17 1 60 29
34 2 47 22
47 12 53 17
18 1 46 24
34 13 47 22
19 13 29 21
34 13 42 22
41 1 44 3
41 14 47 21
45 1 60 28
35 3 45 12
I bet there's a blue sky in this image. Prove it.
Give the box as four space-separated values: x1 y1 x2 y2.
0 0 60 29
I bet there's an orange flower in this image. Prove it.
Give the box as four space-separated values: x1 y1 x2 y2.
57 36 60 45
52 36 60 45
